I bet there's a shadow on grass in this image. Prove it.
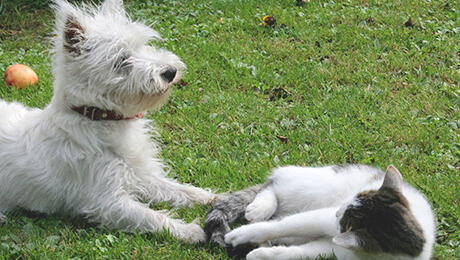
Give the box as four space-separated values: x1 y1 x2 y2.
0 0 105 14
0 1 53 41
0 0 51 14
0 0 107 41
6 208 98 230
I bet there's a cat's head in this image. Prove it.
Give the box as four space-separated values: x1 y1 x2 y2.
333 165 425 256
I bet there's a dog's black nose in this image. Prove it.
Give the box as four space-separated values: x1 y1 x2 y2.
160 68 177 83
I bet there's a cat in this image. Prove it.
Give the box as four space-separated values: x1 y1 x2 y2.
204 164 436 260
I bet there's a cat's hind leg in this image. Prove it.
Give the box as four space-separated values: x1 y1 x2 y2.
245 186 277 222
246 239 335 260
226 208 338 247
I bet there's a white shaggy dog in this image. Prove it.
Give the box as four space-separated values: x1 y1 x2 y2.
0 0 217 243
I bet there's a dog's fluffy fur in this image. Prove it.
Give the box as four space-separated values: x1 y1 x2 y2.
0 0 217 243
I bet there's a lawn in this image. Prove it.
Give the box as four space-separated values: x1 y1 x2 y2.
0 0 458 259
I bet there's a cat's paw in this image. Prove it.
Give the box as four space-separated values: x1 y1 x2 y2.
224 223 273 247
247 247 291 260
246 247 276 260
245 200 276 222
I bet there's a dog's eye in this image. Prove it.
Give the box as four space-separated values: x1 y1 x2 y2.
114 54 131 71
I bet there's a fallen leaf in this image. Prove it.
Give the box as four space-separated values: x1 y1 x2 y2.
366 16 375 25
277 135 288 143
179 79 188 87
262 15 276 27
404 17 415 27
268 87 290 101
296 0 308 6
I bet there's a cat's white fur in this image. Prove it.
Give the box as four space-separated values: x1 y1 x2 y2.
225 165 436 260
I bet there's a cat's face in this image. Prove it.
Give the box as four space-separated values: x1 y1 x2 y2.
333 166 425 257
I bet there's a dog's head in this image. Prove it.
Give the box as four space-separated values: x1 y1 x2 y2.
52 0 185 116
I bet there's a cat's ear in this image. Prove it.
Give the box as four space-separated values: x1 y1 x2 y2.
333 231 361 249
381 165 403 191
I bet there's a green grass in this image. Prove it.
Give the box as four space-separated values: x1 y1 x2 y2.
0 0 459 259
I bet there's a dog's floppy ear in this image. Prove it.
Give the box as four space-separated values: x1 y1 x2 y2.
63 15 86 56
101 0 126 16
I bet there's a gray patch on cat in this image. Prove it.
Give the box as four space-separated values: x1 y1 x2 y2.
205 184 264 247
205 182 276 258
340 188 425 256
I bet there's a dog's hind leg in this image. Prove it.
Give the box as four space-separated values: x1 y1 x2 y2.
94 196 206 243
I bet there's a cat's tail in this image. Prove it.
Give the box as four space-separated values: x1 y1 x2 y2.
204 184 263 247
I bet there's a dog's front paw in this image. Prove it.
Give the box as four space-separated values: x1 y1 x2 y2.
209 193 226 205
224 223 272 247
179 187 219 206
199 190 223 205
175 222 207 243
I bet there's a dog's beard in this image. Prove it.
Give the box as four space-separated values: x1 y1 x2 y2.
122 88 172 116
144 88 172 110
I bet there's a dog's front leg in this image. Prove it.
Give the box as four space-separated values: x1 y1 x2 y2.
139 176 219 207
94 196 207 243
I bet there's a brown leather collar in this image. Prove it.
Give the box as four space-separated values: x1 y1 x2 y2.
71 106 141 121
